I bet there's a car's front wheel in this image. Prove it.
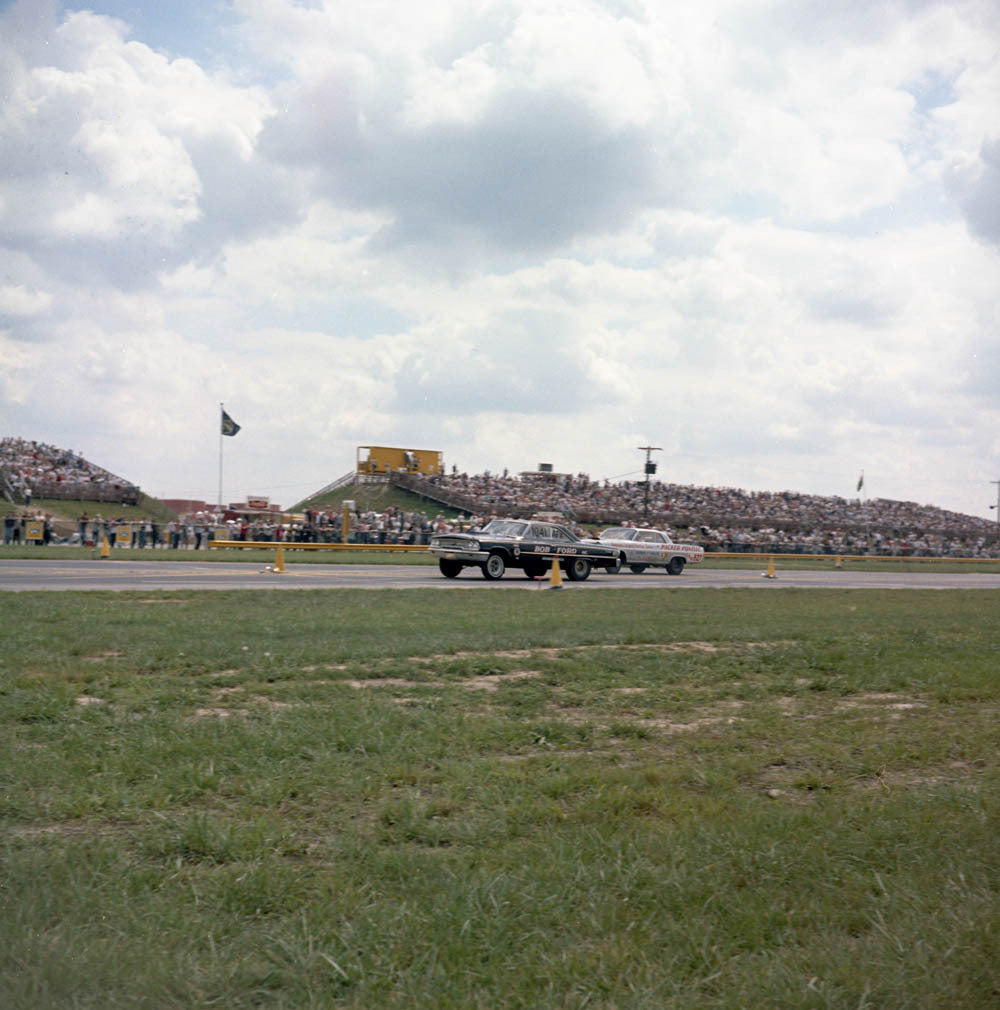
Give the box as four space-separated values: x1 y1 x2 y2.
523 561 548 579
605 556 622 574
565 557 592 581
438 558 462 578
666 557 685 575
629 564 648 574
482 552 506 580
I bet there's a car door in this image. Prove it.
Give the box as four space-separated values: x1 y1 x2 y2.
633 530 665 564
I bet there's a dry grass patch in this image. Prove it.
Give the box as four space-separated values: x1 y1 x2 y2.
759 758 989 804
192 707 248 719
410 641 788 663
866 760 988 791
835 692 930 712
342 669 543 692
10 820 96 839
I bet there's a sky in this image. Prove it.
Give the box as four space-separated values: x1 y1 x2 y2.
1 0 999 518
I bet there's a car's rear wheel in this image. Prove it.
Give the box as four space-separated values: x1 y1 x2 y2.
666 557 685 575
565 557 592 581
605 556 622 574
482 552 506 580
439 559 462 578
629 564 647 574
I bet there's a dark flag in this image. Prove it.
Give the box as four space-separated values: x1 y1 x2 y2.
221 409 241 437
856 472 864 492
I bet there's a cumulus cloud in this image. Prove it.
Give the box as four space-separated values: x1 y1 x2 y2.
947 136 1000 246
393 307 618 416
1 0 999 519
0 0 285 289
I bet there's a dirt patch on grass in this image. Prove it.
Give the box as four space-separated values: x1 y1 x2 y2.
198 688 297 714
411 641 788 663
863 760 987 792
463 670 543 691
11 820 95 838
545 699 744 734
192 706 249 719
776 692 930 720
345 670 545 694
637 701 745 734
642 715 743 733
75 694 106 706
248 696 294 710
758 758 986 803
345 677 438 690
835 692 929 712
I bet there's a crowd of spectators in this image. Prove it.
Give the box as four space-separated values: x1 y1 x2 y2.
223 506 446 545
1 437 140 505
4 437 998 558
407 469 1000 558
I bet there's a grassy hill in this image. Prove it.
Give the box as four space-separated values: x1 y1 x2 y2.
5 493 178 534
293 480 463 520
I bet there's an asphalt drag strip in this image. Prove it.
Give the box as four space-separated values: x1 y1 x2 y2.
2 559 1000 591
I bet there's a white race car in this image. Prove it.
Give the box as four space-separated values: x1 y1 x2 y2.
594 527 704 575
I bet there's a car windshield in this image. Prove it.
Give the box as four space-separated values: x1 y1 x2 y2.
481 520 530 538
600 528 637 541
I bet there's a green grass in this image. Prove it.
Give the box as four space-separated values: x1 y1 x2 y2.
292 480 463 520
9 492 178 525
2 589 998 1008
5 543 998 574
0 544 437 564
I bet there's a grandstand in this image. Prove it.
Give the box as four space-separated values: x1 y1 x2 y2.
1 437 140 507
4 436 997 557
387 469 1000 558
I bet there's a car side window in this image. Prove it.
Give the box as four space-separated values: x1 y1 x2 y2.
535 525 571 541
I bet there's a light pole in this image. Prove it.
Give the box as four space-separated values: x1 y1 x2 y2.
637 446 662 521
991 480 1000 541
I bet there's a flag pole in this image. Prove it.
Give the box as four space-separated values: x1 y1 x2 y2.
218 402 224 520
218 406 241 522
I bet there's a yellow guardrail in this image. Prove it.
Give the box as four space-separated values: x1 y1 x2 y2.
206 543 998 564
208 540 427 552
711 552 998 564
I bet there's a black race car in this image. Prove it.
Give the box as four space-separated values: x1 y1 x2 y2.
429 519 621 581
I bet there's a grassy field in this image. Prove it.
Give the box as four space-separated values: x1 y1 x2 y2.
3 541 1000 575
7 493 178 526
2 588 998 1008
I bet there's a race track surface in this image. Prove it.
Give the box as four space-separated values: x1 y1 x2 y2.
2 559 1000 591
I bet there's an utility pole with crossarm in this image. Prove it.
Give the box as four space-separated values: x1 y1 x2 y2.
638 446 662 521
991 480 1000 540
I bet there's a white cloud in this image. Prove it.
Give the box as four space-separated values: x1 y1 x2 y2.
1 0 998 520
0 284 52 316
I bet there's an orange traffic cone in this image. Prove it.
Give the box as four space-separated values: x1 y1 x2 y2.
762 557 776 579
547 556 564 589
99 535 110 559
273 545 287 573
